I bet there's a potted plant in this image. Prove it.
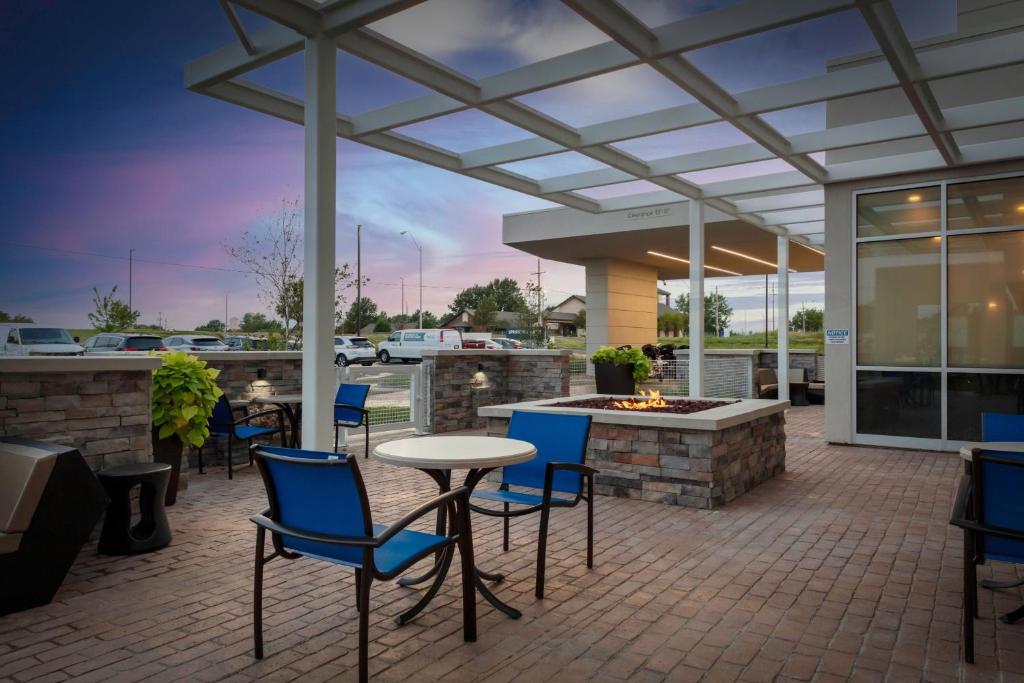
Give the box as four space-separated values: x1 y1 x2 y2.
590 346 652 395
151 351 223 505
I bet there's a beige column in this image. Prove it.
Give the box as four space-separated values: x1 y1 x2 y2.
584 259 658 362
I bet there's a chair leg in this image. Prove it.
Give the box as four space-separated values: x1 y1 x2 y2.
536 502 551 599
197 446 204 475
364 421 369 459
253 527 266 659
456 498 477 643
503 504 509 551
227 436 234 480
357 566 372 683
334 424 339 453
964 533 976 664
587 476 594 569
354 569 362 613
249 440 254 466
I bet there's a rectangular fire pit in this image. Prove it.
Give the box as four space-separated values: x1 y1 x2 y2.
479 393 789 509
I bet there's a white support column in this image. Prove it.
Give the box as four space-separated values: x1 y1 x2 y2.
301 34 337 451
688 199 704 397
777 236 790 403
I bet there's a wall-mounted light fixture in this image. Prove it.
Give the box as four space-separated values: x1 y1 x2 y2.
469 363 491 390
257 367 267 380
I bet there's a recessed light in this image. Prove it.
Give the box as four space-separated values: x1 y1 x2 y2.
988 301 998 309
1016 204 1024 214
907 194 922 203
646 250 741 276
710 245 798 273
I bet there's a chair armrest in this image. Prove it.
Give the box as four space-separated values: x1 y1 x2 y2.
250 513 377 547
334 403 369 425
548 462 600 476
374 487 469 546
234 408 284 426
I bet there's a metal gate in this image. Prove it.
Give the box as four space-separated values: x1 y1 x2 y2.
337 363 426 434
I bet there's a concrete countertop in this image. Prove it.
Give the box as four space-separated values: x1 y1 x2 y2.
479 393 790 431
421 349 572 357
0 356 163 372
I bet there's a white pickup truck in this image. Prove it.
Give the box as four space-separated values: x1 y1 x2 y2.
0 324 85 356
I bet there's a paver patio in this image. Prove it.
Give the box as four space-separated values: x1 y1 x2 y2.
1 406 1022 682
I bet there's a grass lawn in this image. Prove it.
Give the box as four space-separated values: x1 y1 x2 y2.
366 405 410 425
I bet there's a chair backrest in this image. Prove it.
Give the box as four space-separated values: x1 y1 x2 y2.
974 447 1024 564
209 395 234 430
335 383 371 424
502 411 592 495
756 368 777 387
0 441 57 533
982 412 1024 442
255 446 373 561
787 368 806 383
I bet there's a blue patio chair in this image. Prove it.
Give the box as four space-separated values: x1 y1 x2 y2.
198 395 286 480
251 446 476 683
950 412 1024 663
334 383 371 459
470 411 596 598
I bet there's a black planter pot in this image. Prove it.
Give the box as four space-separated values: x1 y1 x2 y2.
151 430 183 506
594 362 635 395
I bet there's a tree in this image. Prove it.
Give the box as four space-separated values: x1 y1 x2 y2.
87 285 139 332
372 315 392 333
343 298 379 333
449 278 529 314
196 319 225 333
272 267 363 334
472 294 498 331
239 312 281 333
407 310 439 329
0 311 33 323
673 292 733 335
658 311 685 336
790 307 824 332
572 308 586 332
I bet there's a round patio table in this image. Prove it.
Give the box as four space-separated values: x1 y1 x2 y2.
373 435 536 623
251 394 302 447
959 442 1024 461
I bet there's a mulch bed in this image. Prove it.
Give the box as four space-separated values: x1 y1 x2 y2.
551 397 737 414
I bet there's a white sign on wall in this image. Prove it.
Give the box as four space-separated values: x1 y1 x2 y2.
825 328 850 345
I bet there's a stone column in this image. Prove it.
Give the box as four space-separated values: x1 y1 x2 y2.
584 259 658 361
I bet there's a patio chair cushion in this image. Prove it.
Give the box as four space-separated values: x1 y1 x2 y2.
0 531 22 555
0 441 57 534
334 384 370 425
234 425 279 440
977 447 1024 564
755 368 777 388
472 488 573 507
283 523 449 576
787 368 806 383
502 411 592 495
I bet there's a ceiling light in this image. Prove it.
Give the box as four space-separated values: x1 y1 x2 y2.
796 242 825 256
646 251 741 277
988 301 998 309
710 245 797 273
907 194 922 203
1016 204 1024 214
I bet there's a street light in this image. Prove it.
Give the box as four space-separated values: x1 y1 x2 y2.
400 230 423 328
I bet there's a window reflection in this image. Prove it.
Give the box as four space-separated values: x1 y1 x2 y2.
948 177 1024 230
857 371 941 439
857 186 941 237
947 373 1024 442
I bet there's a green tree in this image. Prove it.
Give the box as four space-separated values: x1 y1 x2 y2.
572 308 586 332
0 311 33 323
472 294 498 331
239 312 281 333
196 319 225 333
407 310 439 329
658 310 685 336
273 266 363 334
343 298 379 333
673 292 733 335
87 285 139 332
790 307 824 332
372 315 392 333
449 278 528 314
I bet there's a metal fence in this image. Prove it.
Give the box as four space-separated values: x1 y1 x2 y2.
337 364 426 433
569 356 754 398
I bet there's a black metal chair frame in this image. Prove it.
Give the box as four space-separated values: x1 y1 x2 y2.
470 460 598 599
198 407 287 480
950 448 1024 664
251 451 476 683
334 402 370 459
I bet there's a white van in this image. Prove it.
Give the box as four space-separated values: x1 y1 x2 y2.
0 324 85 356
377 329 461 363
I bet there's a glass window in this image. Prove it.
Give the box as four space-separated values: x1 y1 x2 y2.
947 230 1024 368
857 238 941 366
857 186 941 237
947 177 1024 230
947 373 1024 442
857 371 941 439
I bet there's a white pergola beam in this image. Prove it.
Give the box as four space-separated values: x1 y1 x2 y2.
689 199 705 397
732 191 823 214
231 0 321 35
777 236 790 401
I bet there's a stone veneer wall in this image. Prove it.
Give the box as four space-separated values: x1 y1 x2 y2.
425 350 571 433
0 357 161 471
485 411 786 509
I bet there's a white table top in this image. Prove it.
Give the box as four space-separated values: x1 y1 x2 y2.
960 442 1024 461
252 394 303 404
373 435 536 470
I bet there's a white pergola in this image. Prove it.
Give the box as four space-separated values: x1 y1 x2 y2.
187 0 1024 447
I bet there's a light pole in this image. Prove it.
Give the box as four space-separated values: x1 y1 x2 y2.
400 231 423 328
355 224 362 333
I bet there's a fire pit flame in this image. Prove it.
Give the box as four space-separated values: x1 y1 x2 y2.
612 389 669 411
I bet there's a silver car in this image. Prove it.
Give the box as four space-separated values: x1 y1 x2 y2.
162 335 230 352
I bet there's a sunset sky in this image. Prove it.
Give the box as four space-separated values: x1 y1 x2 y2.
0 1 956 331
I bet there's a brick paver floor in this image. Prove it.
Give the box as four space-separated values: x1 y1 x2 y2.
2 406 1023 681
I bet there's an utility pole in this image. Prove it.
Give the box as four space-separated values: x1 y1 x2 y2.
400 277 405 318
355 224 362 333
401 231 423 328
224 293 229 333
715 285 719 337
533 259 545 344
764 274 769 347
128 248 135 314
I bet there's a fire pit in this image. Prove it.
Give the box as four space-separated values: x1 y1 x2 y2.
553 390 735 414
479 392 789 509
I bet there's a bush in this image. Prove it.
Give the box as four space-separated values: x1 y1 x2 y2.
151 352 224 447
589 346 652 383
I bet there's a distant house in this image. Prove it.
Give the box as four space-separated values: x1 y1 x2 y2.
545 290 673 336
439 309 520 333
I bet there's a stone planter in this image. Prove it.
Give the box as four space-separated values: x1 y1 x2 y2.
151 429 183 506
594 362 635 395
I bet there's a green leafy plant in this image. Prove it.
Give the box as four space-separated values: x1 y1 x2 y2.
151 351 224 447
589 346 652 383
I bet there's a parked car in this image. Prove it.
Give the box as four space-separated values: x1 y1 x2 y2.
334 336 376 366
82 333 166 353
492 337 522 349
224 335 270 351
162 335 230 352
377 328 461 363
0 324 84 356
463 333 502 350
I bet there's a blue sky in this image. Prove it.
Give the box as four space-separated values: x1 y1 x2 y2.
0 0 956 330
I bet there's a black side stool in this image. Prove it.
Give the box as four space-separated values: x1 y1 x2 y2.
98 463 172 555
